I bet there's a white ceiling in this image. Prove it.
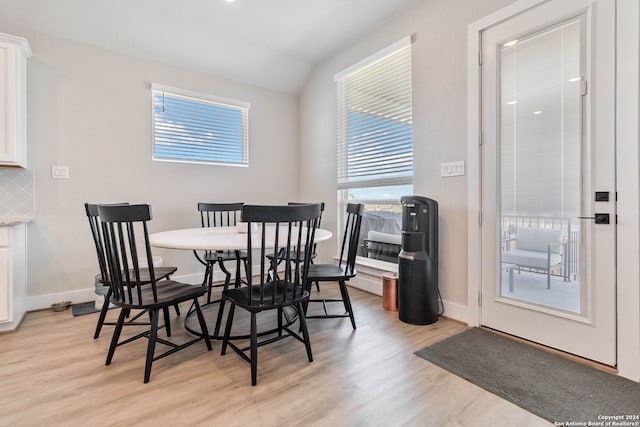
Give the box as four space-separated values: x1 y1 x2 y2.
0 0 420 94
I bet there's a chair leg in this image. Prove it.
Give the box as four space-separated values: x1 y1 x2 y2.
297 302 313 363
339 281 356 329
193 299 212 351
167 274 180 315
302 279 312 312
106 308 128 365
162 307 172 337
242 258 249 286
214 262 236 339
234 253 242 288
202 263 210 288
213 296 226 339
309 259 320 292
144 309 160 384
250 312 258 386
94 288 112 339
222 271 232 296
221 303 236 356
277 308 283 337
206 263 214 303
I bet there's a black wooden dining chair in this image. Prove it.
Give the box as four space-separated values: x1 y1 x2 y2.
85 203 179 339
216 204 321 386
194 202 248 304
266 202 325 290
98 204 211 383
304 203 364 329
296 202 325 291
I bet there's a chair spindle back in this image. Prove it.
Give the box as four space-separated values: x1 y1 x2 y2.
338 203 365 274
243 204 321 307
98 204 158 305
85 202 131 283
289 202 325 258
198 202 244 228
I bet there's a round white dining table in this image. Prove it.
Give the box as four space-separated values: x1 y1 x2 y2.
149 225 332 340
149 225 332 251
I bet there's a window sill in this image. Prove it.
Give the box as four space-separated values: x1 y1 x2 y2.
333 256 397 277
328 256 396 296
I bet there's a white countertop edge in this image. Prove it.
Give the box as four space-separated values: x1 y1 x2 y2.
0 216 34 226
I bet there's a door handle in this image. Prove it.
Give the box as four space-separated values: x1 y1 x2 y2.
578 213 610 224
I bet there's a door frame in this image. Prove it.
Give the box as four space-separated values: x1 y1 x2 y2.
466 0 640 381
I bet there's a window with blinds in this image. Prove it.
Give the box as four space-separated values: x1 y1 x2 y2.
336 37 413 200
151 84 250 166
335 37 413 265
336 37 413 268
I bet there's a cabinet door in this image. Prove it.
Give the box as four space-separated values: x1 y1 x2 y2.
0 38 28 168
0 247 10 323
0 43 9 162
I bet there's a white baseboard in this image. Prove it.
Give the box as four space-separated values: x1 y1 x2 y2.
27 288 97 311
349 274 383 295
173 273 207 285
26 267 472 325
440 300 470 324
25 268 245 311
0 312 27 332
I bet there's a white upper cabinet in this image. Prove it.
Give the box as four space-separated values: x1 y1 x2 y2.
0 33 31 168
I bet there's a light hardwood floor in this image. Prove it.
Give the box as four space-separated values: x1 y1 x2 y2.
0 286 550 427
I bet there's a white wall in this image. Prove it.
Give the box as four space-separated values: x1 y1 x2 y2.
4 28 300 305
299 0 514 307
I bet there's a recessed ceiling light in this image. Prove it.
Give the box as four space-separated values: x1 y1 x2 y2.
224 0 236 2
507 100 518 105
533 110 542 115
504 39 519 47
569 77 582 82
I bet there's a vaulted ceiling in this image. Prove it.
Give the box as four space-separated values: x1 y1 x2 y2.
0 0 420 94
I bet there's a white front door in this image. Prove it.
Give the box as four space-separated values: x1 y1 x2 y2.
480 0 616 365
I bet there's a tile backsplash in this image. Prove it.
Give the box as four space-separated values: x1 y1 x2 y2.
0 167 34 220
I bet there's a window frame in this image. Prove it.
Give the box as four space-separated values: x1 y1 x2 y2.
151 83 250 167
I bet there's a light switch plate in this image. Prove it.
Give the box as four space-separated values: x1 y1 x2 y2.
441 161 465 177
51 165 69 179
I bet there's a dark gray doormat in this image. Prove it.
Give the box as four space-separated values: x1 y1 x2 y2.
72 301 100 316
415 328 640 424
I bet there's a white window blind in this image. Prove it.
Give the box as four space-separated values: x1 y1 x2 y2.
152 84 250 167
336 37 413 191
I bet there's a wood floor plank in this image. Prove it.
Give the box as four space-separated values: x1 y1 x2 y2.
0 285 550 426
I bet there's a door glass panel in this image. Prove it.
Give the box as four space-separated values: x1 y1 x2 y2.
499 18 584 314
